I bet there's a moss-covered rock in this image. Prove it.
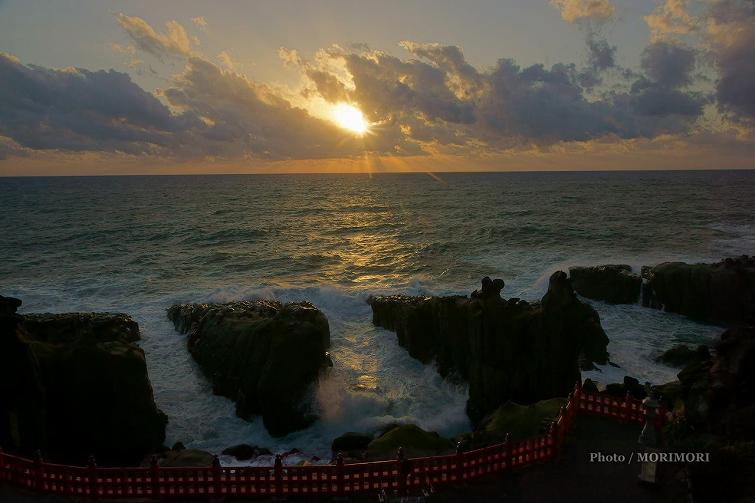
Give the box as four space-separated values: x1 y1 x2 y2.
331 432 373 454
642 256 755 324
474 398 566 445
167 300 330 437
159 448 214 467
568 265 641 304
368 272 608 424
367 424 453 460
0 300 167 466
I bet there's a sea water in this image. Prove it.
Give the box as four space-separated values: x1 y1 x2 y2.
1 171 753 463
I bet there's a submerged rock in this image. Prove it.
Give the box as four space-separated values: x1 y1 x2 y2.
366 424 453 460
167 300 330 437
641 256 755 324
0 299 167 466
368 272 609 424
568 264 641 304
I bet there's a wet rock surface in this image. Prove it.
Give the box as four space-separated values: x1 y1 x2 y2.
368 272 609 424
568 264 641 304
642 255 755 324
0 297 167 466
655 343 710 368
167 300 331 437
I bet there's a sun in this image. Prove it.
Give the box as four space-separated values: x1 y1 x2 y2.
331 103 368 135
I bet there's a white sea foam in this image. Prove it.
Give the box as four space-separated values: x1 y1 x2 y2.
2 172 752 465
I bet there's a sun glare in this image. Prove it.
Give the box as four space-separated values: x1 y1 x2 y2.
332 103 368 135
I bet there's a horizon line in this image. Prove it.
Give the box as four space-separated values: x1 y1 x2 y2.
1 167 754 178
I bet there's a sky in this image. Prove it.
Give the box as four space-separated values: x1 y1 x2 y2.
0 0 753 175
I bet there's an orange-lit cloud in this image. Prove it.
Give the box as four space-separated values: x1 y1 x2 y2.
550 0 614 24
1 6 754 174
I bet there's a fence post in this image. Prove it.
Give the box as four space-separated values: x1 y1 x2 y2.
656 395 667 436
396 447 407 496
88 455 98 500
455 441 464 483
548 420 557 455
274 454 283 496
559 405 567 445
150 455 160 498
504 433 512 471
212 454 222 498
34 450 44 492
336 452 344 496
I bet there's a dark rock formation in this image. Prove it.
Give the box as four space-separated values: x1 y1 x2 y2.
568 264 641 304
0 295 22 316
657 326 755 502
655 343 710 368
221 444 272 461
0 297 167 466
708 326 755 434
604 376 647 400
331 432 373 454
642 256 755 324
581 378 599 394
166 300 330 437
366 424 453 460
368 272 609 424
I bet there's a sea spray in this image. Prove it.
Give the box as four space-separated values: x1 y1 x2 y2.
1 172 750 463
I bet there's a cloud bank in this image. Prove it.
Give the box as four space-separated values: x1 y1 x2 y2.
0 4 753 170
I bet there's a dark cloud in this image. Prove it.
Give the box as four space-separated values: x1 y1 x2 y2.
162 56 402 159
707 0 755 124
0 52 187 154
578 34 617 88
0 3 729 165
304 68 349 102
342 49 477 125
640 41 696 89
329 42 705 148
587 36 616 72
629 79 705 117
0 52 405 160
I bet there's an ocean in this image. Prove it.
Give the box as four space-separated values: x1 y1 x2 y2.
1 170 753 464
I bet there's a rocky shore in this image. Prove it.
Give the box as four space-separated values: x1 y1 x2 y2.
568 255 755 325
368 272 609 424
0 296 167 466
167 300 331 437
1 255 753 483
642 256 755 324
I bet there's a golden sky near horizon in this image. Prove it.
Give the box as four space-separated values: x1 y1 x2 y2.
0 0 753 175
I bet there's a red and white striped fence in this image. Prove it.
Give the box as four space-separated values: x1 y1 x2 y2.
0 384 666 499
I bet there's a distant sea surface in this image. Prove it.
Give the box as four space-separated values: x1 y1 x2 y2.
1 171 753 463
